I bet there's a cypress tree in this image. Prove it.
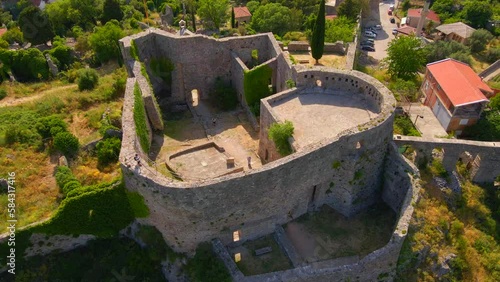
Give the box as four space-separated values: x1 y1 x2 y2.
231 7 236 29
311 0 326 64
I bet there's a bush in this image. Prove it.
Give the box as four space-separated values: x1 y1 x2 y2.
0 89 6 100
78 68 99 91
393 116 421 136
96 137 121 166
429 159 448 178
35 115 68 139
62 180 82 195
268 121 294 156
53 132 80 157
10 48 50 81
48 45 74 71
55 166 78 189
36 183 135 237
186 242 231 282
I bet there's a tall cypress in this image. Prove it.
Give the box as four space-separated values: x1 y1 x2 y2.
311 0 325 64
231 7 236 29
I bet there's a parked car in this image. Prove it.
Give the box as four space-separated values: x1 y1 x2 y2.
364 38 375 43
390 17 395 24
361 40 374 47
361 46 375 52
372 24 382 30
392 28 398 35
364 31 376 38
388 10 392 15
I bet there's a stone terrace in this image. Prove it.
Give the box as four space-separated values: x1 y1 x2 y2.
270 91 379 149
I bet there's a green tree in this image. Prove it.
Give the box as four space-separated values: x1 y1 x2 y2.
467 29 494 53
401 0 411 11
463 1 493 29
78 68 99 91
1 27 23 44
35 115 68 139
102 0 124 23
69 0 102 29
18 6 54 44
425 40 470 64
89 20 124 64
10 48 50 81
386 36 426 80
251 3 292 36
311 0 325 64
337 0 361 21
197 0 229 31
325 16 355 43
45 0 75 36
53 132 80 157
231 6 235 28
246 1 260 14
96 137 121 166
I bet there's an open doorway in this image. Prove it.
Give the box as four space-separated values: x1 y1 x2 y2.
191 89 199 106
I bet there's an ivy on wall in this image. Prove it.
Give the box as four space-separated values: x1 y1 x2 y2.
133 83 151 153
243 64 273 107
130 39 139 60
150 57 175 85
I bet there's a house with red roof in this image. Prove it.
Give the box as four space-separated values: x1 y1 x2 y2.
407 8 440 29
421 58 493 135
233 6 252 27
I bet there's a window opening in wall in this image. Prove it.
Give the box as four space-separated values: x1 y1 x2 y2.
310 185 317 203
234 253 241 262
459 119 468 125
304 75 308 78
265 149 269 161
356 141 362 149
316 80 322 87
191 89 199 106
233 230 241 242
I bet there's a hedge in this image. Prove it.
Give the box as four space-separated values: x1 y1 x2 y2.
35 182 135 237
243 64 273 106
55 166 78 190
133 83 150 153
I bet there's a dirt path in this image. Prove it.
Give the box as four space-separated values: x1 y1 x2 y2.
0 84 77 108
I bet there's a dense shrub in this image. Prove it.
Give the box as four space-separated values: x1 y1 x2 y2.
268 121 294 156
55 166 78 189
10 48 50 81
37 183 135 237
186 242 231 282
243 64 273 106
89 20 125 64
53 132 80 157
0 89 6 100
96 137 121 166
35 115 68 139
62 180 82 195
48 45 74 71
78 68 99 91
133 83 150 153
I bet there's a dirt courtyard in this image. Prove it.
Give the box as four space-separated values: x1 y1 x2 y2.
285 203 396 264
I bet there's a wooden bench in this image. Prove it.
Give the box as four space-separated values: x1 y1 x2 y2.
254 246 272 256
298 59 309 64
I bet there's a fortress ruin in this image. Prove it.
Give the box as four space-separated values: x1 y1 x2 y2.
118 30 419 281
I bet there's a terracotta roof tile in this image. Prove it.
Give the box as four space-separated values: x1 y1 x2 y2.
234 7 251 19
408 8 440 23
427 59 492 107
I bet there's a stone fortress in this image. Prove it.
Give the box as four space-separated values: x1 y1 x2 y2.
118 30 499 281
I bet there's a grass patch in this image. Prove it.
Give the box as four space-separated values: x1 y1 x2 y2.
186 242 231 282
235 235 292 275
133 83 150 153
394 115 421 136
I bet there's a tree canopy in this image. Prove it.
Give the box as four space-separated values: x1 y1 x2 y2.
197 0 229 30
463 1 493 29
89 20 124 64
251 3 292 36
386 36 426 80
337 0 361 21
467 29 494 53
325 16 355 43
18 6 54 44
310 0 325 64
102 0 124 24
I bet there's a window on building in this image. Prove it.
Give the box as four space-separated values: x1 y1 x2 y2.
234 253 241 262
233 230 241 242
459 119 468 125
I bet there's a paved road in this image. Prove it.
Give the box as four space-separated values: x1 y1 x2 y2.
361 0 399 61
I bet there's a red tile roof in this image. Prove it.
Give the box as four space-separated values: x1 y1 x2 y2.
396 26 416 35
427 59 492 107
408 8 440 23
234 7 251 19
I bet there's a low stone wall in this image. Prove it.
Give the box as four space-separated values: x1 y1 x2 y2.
273 225 301 267
345 11 362 70
324 41 346 55
132 61 164 131
287 41 310 52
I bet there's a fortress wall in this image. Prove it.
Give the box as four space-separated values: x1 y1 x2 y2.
295 69 386 112
220 33 275 66
122 111 394 253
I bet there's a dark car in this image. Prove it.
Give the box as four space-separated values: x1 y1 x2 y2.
390 17 395 24
361 46 375 52
361 40 374 47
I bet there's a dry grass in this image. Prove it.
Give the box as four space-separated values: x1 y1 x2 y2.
0 146 59 231
288 51 347 69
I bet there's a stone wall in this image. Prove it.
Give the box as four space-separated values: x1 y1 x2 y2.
324 41 346 55
213 151 421 281
132 61 164 131
287 41 310 52
345 12 362 70
393 136 500 183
